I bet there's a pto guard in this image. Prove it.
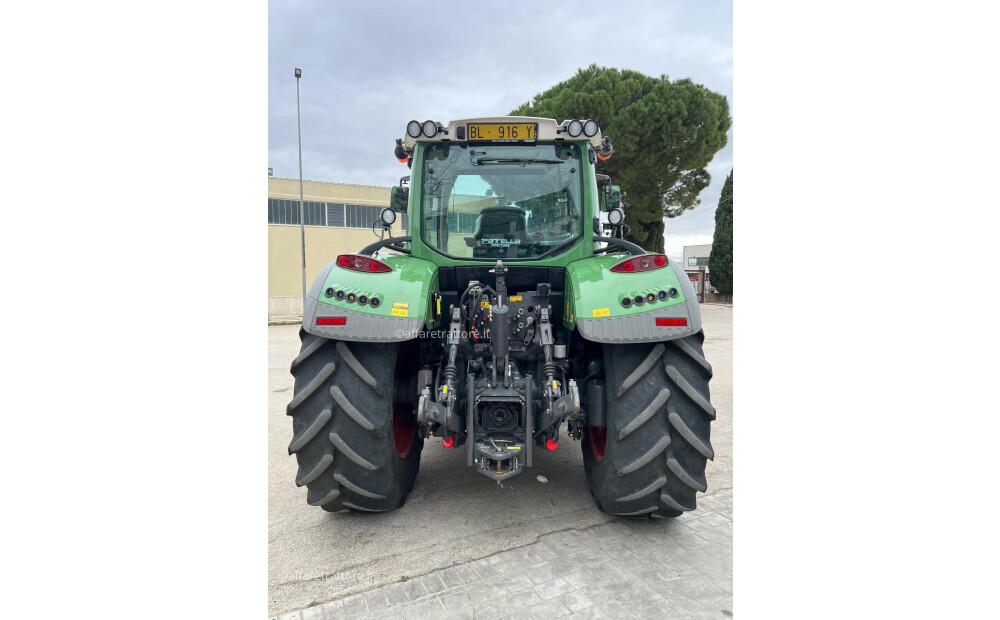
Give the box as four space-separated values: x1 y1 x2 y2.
567 254 702 344
303 254 438 342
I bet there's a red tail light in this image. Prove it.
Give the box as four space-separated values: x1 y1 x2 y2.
610 254 667 273
656 318 687 327
316 317 347 326
336 254 392 273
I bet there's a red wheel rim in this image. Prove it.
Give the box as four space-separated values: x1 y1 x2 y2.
588 425 607 461
393 405 415 459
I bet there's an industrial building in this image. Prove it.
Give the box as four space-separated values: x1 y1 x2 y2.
268 177 404 318
682 243 716 302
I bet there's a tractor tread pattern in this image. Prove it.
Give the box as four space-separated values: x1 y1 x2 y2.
337 342 378 390
287 329 422 513
619 388 670 440
616 344 664 398
288 408 332 454
286 362 336 413
330 386 375 431
583 331 714 519
296 454 333 487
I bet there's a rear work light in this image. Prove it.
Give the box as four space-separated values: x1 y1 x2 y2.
336 254 392 273
610 254 667 273
656 318 687 327
316 317 347 326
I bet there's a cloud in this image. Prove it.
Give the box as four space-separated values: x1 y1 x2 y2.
269 0 733 212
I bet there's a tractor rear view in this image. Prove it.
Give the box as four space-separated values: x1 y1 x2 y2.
287 117 714 517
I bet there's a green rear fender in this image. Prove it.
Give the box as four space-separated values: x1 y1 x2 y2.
303 255 440 341
565 254 702 343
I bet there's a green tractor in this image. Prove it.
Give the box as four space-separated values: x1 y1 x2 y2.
287 117 714 517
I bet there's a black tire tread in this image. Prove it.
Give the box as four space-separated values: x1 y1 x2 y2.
583 331 714 518
287 329 421 512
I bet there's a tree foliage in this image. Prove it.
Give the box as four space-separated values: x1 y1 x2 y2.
708 170 733 296
511 65 731 252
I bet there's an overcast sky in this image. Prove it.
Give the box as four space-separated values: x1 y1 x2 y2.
269 1 732 262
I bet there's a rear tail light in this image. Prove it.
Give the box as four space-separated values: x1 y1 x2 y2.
316 317 347 326
336 254 392 273
610 254 667 273
655 318 687 327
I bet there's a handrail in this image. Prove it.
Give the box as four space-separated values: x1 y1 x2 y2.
358 236 412 256
592 236 645 256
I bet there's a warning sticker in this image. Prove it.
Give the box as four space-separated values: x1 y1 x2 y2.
592 308 610 317
392 301 409 309
391 308 408 317
509 295 522 302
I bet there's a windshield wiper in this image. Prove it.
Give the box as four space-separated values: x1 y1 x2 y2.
472 157 564 166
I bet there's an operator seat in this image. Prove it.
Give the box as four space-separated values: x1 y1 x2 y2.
472 206 528 258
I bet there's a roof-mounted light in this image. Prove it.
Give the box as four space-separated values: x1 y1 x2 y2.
583 119 599 137
566 119 583 137
610 254 668 273
406 120 422 138
422 120 438 137
608 208 624 226
336 254 393 273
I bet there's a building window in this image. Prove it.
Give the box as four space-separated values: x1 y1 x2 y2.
267 198 327 226
269 198 392 228
687 257 697 267
327 203 345 227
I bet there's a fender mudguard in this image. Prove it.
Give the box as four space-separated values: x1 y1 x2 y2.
564 254 702 343
303 254 439 342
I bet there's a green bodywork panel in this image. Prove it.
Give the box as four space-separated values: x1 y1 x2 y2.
316 255 441 329
563 255 687 329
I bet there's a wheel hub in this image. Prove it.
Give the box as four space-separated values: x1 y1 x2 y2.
393 405 415 459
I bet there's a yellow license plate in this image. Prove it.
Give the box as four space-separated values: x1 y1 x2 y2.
468 123 537 141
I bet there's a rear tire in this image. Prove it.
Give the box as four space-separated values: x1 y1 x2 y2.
583 331 714 518
287 329 422 512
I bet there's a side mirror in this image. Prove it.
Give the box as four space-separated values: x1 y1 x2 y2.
603 185 621 212
390 185 409 213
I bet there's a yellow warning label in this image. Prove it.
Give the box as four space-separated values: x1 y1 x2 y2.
392 301 409 309
552 380 558 390
506 445 521 451
436 297 441 315
509 295 522 302
481 300 490 308
391 308 408 317
442 385 448 394
593 308 610 317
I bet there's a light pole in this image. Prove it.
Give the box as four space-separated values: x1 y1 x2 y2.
295 68 306 312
